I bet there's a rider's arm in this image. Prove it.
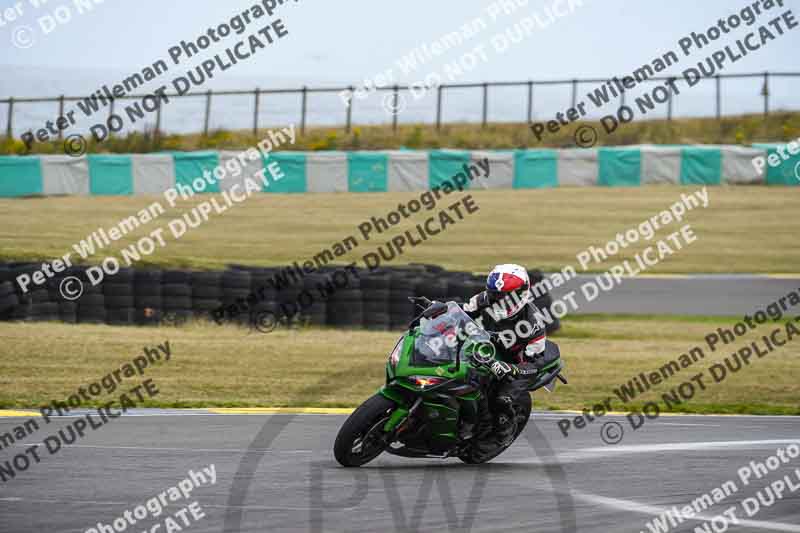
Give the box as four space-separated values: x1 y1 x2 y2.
523 302 547 359
461 291 490 318
487 358 537 380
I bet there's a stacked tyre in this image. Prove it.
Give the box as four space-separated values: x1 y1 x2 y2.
0 263 562 333
416 276 447 304
43 267 73 323
28 285 56 322
104 268 135 326
134 270 162 326
361 272 391 330
300 273 327 326
191 271 223 321
7 264 36 321
460 275 485 306
388 272 416 329
75 269 105 324
444 273 473 305
162 270 192 325
275 276 304 329
325 269 362 327
250 268 281 330
221 269 252 326
0 280 19 321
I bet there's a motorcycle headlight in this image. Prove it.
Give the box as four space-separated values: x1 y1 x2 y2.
407 376 447 388
389 338 403 368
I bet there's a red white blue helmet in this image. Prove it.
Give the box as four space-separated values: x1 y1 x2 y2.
485 264 532 320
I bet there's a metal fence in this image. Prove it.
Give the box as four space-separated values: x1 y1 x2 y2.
2 71 799 141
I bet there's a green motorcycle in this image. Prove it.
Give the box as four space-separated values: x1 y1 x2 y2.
334 299 566 467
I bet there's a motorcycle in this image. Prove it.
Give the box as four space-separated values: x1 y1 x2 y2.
334 299 566 467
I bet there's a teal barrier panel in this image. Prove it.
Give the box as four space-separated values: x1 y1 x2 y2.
752 144 800 186
0 156 43 197
265 153 307 193
88 155 133 196
513 150 558 188
347 152 388 192
173 152 221 193
680 148 722 185
429 150 470 190
598 148 641 187
766 150 800 186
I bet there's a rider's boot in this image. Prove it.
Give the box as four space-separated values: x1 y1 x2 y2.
459 421 476 440
494 396 517 447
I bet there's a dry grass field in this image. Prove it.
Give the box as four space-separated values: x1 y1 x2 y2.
1 315 797 415
0 186 797 274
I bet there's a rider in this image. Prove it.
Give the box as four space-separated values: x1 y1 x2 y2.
461 264 548 445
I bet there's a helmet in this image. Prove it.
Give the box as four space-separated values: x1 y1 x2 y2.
485 264 532 320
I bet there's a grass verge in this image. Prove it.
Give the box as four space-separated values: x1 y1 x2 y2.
1 315 797 415
0 187 798 273
2 112 799 154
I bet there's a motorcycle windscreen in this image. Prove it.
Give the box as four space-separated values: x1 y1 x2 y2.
412 332 458 366
413 302 491 367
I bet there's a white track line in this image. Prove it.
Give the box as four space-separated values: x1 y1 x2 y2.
578 439 800 456
532 414 800 420
649 423 722 427
574 491 800 532
505 439 800 465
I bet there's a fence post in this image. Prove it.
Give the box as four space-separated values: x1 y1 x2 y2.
154 95 162 143
108 98 115 138
715 75 721 121
253 88 260 137
345 85 353 134
526 81 533 123
571 79 577 110
6 97 14 139
57 95 65 141
762 72 769 116
300 86 307 135
392 84 399 133
436 86 443 131
667 78 675 121
482 82 488 128
203 90 212 137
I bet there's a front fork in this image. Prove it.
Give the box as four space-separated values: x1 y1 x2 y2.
378 387 420 434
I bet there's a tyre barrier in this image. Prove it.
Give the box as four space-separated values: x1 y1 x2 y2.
0 262 560 334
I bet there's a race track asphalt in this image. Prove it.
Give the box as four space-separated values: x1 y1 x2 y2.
1 409 799 533
548 275 800 316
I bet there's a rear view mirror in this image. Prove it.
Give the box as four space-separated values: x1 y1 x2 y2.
422 301 447 319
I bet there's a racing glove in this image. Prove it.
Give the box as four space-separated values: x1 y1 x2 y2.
489 360 513 380
490 360 537 380
462 292 491 314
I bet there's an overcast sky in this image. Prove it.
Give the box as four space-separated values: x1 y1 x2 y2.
2 0 798 87
1 0 798 132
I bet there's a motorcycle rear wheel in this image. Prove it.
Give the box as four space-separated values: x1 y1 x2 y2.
334 394 395 467
458 391 532 464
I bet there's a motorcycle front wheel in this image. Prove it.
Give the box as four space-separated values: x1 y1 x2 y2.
334 394 395 467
